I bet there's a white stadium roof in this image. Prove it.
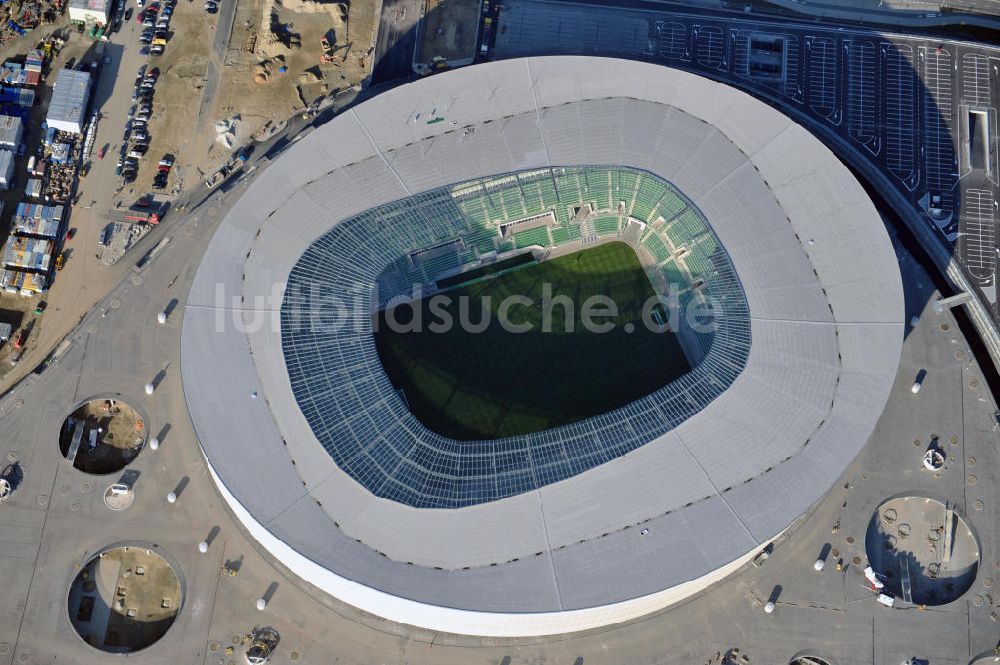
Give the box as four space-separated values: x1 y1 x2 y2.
182 56 904 636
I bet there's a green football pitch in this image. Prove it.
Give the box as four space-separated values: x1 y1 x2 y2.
373 242 690 440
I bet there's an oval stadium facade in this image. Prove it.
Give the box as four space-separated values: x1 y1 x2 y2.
182 57 904 636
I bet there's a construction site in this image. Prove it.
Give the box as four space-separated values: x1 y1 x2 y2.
414 0 480 72
59 397 147 474
215 0 377 148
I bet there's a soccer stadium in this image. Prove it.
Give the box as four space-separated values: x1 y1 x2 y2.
283 164 748 506
182 57 904 636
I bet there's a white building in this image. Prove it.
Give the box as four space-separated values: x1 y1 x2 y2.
46 69 91 135
68 0 109 25
0 149 14 189
0 115 23 149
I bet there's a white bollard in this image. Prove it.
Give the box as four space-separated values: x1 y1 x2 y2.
198 540 209 554
157 311 167 325
256 598 267 611
166 492 176 504
145 383 155 395
764 601 775 614
149 437 159 451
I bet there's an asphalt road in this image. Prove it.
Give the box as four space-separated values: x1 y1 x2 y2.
196 0 238 138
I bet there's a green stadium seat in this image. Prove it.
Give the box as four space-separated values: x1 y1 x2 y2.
594 216 620 236
643 232 672 264
466 227 499 254
513 226 551 249
550 225 582 245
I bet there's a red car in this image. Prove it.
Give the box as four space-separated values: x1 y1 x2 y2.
98 145 107 159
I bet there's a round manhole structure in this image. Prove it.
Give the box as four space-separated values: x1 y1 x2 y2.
59 397 148 475
866 495 979 606
970 655 1000 665
68 545 183 653
789 655 836 665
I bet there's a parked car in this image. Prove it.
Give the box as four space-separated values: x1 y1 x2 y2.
133 130 149 142
138 33 153 45
137 64 146 77
132 144 149 155
139 45 150 56
124 7 133 20
150 44 165 56
205 2 218 12
162 5 173 15
16 144 24 156
156 18 169 29
123 170 137 183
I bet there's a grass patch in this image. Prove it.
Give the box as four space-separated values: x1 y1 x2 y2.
374 242 690 439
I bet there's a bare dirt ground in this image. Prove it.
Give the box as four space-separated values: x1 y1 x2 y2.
212 0 376 148
59 398 146 474
128 5 213 195
416 0 480 65
0 25 109 385
74 548 181 651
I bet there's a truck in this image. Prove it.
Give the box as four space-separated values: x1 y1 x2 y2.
108 209 161 225
480 17 494 56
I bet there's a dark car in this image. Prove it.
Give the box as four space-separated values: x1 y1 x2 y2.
138 33 153 45
139 45 150 55
124 6 132 20
123 170 137 184
205 2 218 13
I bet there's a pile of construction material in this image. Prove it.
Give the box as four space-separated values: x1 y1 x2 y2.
43 129 80 201
0 1 63 48
214 116 239 150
